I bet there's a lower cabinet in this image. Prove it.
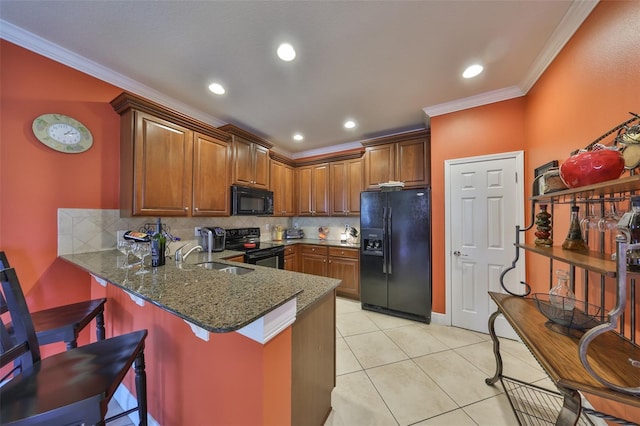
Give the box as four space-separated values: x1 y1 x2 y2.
299 244 360 300
328 247 360 300
284 245 298 271
300 245 328 276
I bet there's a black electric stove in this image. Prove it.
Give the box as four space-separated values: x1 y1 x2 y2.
225 227 285 268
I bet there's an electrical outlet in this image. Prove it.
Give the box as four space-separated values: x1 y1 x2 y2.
194 226 202 237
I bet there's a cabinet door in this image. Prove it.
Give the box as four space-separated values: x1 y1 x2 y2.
300 245 328 276
297 166 313 216
328 256 360 299
252 144 270 190
364 144 395 190
192 133 230 216
331 159 362 216
133 111 193 216
396 138 429 188
330 162 348 216
231 136 253 187
282 164 295 216
312 163 330 216
271 161 295 216
300 253 327 276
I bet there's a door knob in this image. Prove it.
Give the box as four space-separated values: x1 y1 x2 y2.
453 251 468 257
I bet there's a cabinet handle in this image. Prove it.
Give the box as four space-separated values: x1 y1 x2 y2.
184 207 189 211
341 251 344 255
194 207 199 212
328 260 332 263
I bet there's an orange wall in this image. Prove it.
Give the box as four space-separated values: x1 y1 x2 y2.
430 98 527 312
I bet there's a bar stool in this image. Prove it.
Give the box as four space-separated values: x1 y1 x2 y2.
0 251 106 349
0 266 148 425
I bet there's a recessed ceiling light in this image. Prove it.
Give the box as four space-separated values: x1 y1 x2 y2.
277 43 296 61
462 64 483 79
344 120 356 129
208 82 225 95
293 133 304 141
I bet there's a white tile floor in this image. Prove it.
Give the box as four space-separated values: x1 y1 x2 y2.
324 297 555 426
107 296 557 426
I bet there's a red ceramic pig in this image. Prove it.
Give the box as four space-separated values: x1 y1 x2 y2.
559 144 624 188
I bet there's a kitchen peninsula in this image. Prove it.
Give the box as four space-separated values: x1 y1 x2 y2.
61 249 340 426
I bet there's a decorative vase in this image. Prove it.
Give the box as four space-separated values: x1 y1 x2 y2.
562 206 589 253
534 204 553 247
549 269 575 310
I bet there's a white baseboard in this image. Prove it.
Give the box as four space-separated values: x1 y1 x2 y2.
114 384 160 426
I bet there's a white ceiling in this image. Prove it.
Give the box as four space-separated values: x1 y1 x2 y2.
0 0 597 157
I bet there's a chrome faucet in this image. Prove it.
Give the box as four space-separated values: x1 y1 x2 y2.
175 243 203 264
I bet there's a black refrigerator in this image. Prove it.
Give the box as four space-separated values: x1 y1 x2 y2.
360 188 432 323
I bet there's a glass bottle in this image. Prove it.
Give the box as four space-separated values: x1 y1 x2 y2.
151 217 166 267
534 204 553 247
562 206 589 253
549 269 575 310
625 196 640 272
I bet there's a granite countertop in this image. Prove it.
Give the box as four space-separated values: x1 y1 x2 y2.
60 249 341 334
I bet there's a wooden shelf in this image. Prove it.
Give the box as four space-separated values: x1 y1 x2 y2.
490 292 640 407
532 175 639 202
516 243 617 277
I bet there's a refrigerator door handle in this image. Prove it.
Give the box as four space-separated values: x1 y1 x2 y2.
382 207 387 274
388 207 392 274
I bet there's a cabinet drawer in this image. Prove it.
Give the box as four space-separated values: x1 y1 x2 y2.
300 245 328 256
284 245 298 255
328 247 359 259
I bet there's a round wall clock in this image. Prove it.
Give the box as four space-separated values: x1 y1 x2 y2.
32 113 93 153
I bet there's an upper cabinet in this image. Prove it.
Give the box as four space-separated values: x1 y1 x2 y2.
111 92 231 217
270 154 296 217
330 158 363 216
219 124 272 190
362 129 430 190
297 163 330 216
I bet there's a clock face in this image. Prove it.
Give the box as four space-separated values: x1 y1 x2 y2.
32 114 93 153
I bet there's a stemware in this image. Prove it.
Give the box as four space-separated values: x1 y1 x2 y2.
580 203 601 247
598 202 621 259
133 243 151 275
117 240 134 269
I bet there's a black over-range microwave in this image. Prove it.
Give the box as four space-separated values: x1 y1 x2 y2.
231 185 274 216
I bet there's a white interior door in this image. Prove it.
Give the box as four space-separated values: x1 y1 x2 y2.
446 152 525 339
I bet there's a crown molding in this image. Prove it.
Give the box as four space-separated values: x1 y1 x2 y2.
291 141 364 160
519 0 599 93
422 0 598 118
0 19 227 128
423 86 524 118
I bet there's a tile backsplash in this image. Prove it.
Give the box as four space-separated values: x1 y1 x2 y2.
57 208 360 255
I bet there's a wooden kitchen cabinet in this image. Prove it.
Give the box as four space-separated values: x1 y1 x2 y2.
330 158 363 216
111 92 231 217
283 245 298 271
328 247 360 299
192 133 230 216
299 244 328 276
219 124 271 190
298 244 361 299
270 157 296 217
297 163 330 216
363 129 430 190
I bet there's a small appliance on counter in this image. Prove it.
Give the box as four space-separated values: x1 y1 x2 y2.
284 228 305 239
200 227 225 252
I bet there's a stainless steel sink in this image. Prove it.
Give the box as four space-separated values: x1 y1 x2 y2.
196 262 253 275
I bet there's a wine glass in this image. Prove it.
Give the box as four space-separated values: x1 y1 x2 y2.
117 240 134 269
580 203 601 247
598 202 621 259
133 243 151 275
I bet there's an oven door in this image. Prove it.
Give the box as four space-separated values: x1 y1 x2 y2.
245 246 285 269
